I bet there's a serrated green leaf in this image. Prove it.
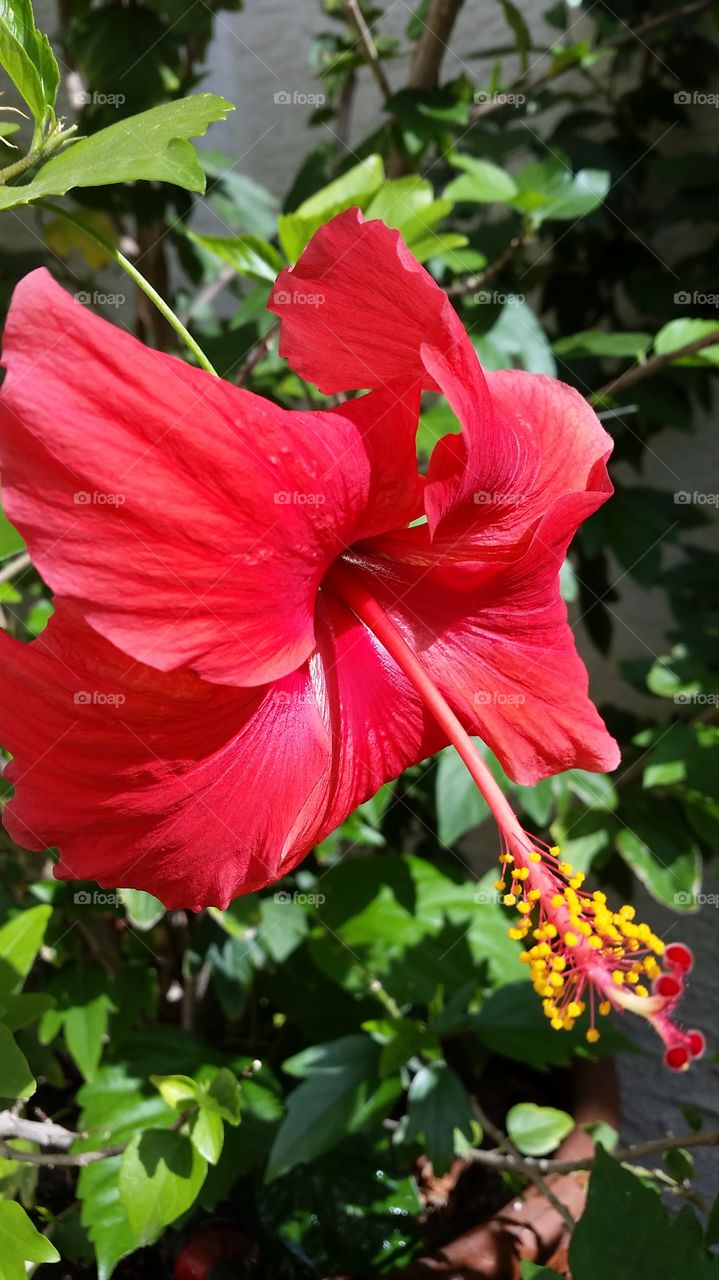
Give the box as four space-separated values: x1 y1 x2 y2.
188 231 284 283
119 1130 207 1245
0 0 59 135
0 94 234 212
189 1107 224 1164
78 1156 138 1280
0 1021 35 1099
444 154 518 204
0 904 52 997
406 1061 474 1174
0 1200 59 1277
277 154 384 260
266 1035 389 1180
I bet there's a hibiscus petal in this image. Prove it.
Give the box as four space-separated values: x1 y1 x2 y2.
345 513 620 785
0 602 441 910
426 369 614 554
269 207 466 396
268 211 610 549
0 270 419 687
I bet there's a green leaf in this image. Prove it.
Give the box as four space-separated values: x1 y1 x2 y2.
364 176 454 250
521 1266 563 1280
120 889 165 932
406 1061 475 1174
152 1074 198 1110
0 1022 35 1099
78 1157 136 1280
119 1130 207 1246
266 1035 391 1181
553 329 651 359
64 995 113 1082
0 94 234 212
615 799 701 910
0 503 25 557
473 981 632 1069
511 160 609 222
570 1147 719 1279
189 1107 224 1164
0 904 52 997
277 155 384 260
506 1102 574 1156
498 0 531 71
0 0 59 135
0 1200 59 1276
653 318 719 367
444 154 518 204
188 231 284 283
474 300 557 375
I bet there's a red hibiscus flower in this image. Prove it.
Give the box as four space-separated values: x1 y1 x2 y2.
0 210 701 1067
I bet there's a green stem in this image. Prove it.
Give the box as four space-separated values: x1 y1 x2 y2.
36 200 218 376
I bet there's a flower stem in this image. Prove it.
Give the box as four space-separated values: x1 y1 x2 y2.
327 559 521 836
328 558 703 1067
35 200 218 377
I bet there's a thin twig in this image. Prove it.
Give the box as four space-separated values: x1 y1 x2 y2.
446 232 529 298
344 0 392 102
466 1126 719 1176
472 1100 578 1231
0 1138 124 1168
235 320 279 386
595 328 719 401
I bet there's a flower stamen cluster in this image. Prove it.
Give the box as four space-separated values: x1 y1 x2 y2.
495 838 704 1069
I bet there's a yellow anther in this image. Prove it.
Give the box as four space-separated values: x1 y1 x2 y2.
567 1001 584 1018
550 1017 564 1030
588 935 603 950
503 893 517 907
508 927 525 941
551 894 564 909
563 932 578 948
529 851 542 863
586 1028 600 1044
517 902 532 915
499 853 514 864
611 970 625 986
635 984 648 998
551 956 566 972
527 888 541 902
549 846 561 857
494 879 505 890
515 867 530 881
558 861 573 876
620 904 636 919
550 973 564 989
544 923 558 938
598 1001 611 1016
